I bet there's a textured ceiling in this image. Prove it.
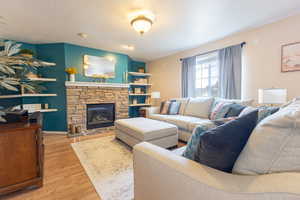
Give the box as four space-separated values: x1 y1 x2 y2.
1 0 300 61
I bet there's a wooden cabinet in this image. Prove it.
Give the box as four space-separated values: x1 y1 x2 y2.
0 123 44 195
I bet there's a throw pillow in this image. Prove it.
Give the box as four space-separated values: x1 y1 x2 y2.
182 121 217 160
194 110 258 173
160 101 171 114
239 106 279 123
233 100 300 175
210 102 233 120
171 98 190 115
225 103 246 117
214 98 254 106
184 97 214 119
168 102 181 115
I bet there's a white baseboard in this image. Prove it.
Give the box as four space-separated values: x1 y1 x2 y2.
43 131 67 135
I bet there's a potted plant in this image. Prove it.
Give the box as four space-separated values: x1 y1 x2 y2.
65 67 77 82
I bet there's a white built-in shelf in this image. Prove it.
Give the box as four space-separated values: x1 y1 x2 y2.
129 93 151 96
0 93 57 99
129 83 152 86
129 103 151 107
29 109 58 113
28 77 56 82
128 72 152 77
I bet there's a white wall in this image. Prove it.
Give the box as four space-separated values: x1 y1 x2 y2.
148 14 300 102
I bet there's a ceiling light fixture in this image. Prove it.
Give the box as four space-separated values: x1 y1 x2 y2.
131 15 153 35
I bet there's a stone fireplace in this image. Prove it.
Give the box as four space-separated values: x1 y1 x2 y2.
66 82 129 134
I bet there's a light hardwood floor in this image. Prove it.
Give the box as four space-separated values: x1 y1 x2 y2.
2 132 185 200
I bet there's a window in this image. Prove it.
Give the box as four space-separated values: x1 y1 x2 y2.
195 52 219 97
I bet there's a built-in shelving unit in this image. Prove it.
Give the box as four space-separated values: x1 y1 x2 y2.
0 93 57 99
128 71 152 110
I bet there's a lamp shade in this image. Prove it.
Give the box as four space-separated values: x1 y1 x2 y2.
151 91 161 99
258 88 287 104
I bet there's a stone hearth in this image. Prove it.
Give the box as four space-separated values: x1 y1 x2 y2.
66 82 129 134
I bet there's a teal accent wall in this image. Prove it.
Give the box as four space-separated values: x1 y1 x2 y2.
64 43 129 83
0 41 145 130
35 43 67 131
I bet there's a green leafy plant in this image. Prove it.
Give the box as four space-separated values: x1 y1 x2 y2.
0 40 55 93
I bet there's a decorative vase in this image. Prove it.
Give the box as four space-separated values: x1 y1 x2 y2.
69 74 75 82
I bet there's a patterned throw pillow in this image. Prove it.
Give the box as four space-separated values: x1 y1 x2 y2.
160 101 171 114
210 102 233 120
182 121 217 160
239 106 279 123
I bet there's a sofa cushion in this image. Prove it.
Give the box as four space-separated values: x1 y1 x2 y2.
194 110 258 173
233 100 300 175
184 97 214 119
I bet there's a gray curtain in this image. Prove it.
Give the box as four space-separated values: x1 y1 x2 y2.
181 56 196 97
219 44 242 99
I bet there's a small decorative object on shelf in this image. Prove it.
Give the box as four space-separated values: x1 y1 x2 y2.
134 87 142 94
133 98 138 104
65 67 77 82
138 67 145 73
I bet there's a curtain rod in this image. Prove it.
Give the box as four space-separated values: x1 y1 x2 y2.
179 42 246 61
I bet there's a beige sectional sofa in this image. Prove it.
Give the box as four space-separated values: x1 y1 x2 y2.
134 99 300 200
146 97 253 142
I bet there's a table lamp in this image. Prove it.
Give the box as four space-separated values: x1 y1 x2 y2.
258 88 287 105
151 91 161 106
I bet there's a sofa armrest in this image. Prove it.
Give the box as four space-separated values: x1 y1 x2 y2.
143 106 160 118
133 142 300 200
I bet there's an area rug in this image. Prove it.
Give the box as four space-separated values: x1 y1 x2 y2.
71 136 133 200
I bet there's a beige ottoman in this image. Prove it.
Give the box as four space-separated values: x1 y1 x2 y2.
115 117 178 148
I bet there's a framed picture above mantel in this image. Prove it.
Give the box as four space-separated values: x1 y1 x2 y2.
281 42 300 72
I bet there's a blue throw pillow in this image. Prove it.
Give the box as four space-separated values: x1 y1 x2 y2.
225 103 246 117
194 110 258 173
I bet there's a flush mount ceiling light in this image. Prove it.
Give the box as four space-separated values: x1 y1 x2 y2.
129 10 155 35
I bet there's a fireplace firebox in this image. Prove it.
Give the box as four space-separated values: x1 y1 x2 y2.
86 103 115 129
